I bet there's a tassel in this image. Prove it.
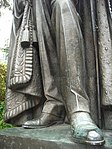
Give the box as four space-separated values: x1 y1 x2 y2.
21 25 30 48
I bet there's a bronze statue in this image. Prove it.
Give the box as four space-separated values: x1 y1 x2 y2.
5 0 112 146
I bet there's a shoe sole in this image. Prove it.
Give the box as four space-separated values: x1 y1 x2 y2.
22 121 63 129
73 137 105 146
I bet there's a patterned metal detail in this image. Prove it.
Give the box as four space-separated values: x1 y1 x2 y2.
9 1 34 89
4 96 39 121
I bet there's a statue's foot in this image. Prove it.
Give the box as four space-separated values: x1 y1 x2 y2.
71 112 105 146
23 112 64 129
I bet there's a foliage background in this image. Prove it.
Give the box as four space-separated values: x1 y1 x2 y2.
0 62 13 129
0 0 13 129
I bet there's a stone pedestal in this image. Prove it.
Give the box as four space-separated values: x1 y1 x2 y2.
0 124 112 149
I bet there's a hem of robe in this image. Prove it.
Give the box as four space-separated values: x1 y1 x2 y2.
4 98 40 122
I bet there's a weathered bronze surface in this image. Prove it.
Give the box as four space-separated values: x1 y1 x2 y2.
5 0 111 146
0 125 112 149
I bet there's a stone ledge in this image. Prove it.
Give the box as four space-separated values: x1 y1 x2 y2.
0 124 112 149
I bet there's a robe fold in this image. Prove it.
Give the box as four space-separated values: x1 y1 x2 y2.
5 0 112 129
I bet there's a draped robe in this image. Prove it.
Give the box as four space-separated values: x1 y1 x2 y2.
5 0 112 129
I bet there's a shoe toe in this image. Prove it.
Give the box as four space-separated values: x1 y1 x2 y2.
87 130 103 141
23 119 40 127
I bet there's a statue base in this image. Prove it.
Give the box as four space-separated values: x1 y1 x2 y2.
0 124 112 149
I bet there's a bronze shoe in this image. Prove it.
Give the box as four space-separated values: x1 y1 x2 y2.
71 112 105 146
23 100 65 129
23 112 65 129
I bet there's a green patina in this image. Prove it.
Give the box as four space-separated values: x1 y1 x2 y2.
0 125 112 149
